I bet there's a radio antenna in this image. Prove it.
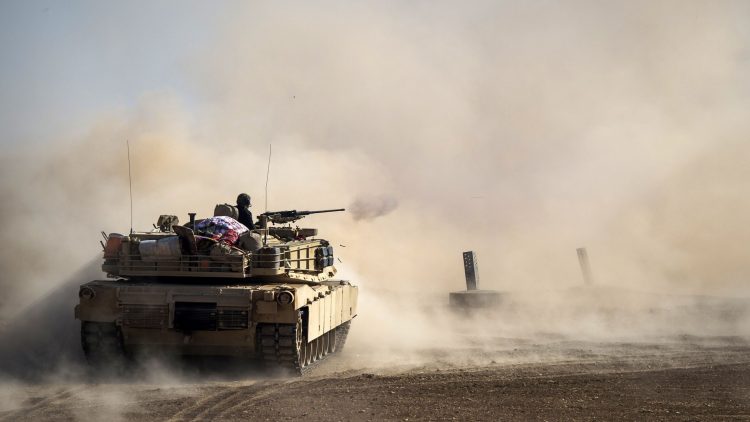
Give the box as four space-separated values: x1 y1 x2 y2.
127 140 134 234
263 143 272 245
264 143 272 213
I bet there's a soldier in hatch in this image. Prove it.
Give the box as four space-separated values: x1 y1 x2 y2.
236 193 254 229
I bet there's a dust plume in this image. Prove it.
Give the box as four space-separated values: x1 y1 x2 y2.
0 0 749 381
349 195 398 221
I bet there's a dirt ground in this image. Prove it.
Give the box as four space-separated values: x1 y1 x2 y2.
0 337 748 421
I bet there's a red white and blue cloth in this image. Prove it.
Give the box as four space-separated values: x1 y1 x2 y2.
195 216 249 245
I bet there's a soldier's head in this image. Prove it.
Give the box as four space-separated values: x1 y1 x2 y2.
237 193 251 208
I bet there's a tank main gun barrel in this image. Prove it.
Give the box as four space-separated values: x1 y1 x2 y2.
260 208 345 224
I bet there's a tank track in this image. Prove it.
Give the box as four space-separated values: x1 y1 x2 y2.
81 319 352 376
81 321 127 370
257 316 352 375
334 320 351 352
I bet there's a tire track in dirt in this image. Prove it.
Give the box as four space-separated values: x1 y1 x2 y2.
165 381 281 422
210 380 314 420
185 389 249 422
210 387 281 420
0 385 87 422
164 387 238 422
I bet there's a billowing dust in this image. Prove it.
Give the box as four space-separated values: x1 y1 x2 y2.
0 2 749 415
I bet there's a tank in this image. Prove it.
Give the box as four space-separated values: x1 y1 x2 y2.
75 206 357 375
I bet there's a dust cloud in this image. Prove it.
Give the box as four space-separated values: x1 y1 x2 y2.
349 195 399 221
0 0 749 385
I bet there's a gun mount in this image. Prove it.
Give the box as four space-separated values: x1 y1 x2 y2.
261 208 345 225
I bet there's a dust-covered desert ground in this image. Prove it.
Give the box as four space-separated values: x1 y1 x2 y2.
1 286 749 422
0 335 748 421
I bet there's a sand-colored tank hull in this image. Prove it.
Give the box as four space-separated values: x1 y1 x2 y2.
75 278 357 374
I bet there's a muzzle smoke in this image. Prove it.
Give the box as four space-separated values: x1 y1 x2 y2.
349 195 399 221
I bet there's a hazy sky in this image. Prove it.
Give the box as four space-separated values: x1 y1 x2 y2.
1 1 749 315
0 1 225 144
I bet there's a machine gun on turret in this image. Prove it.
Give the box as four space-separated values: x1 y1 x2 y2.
260 208 345 225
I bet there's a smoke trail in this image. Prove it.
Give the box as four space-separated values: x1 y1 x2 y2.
349 196 398 221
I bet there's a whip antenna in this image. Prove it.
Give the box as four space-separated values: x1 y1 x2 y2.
127 140 134 234
263 143 272 245
265 143 272 213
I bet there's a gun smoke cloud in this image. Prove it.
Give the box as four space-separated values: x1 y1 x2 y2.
1 0 750 384
349 195 399 221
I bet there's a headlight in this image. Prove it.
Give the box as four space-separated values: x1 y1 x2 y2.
263 290 275 301
276 291 294 305
79 287 95 300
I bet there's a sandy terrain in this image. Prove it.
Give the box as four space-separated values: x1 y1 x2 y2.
1 336 748 421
